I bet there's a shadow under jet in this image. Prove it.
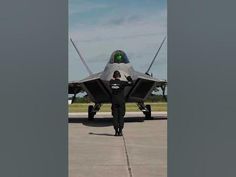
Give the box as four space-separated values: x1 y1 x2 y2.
68 116 167 127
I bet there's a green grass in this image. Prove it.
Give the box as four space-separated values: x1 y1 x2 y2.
69 102 167 112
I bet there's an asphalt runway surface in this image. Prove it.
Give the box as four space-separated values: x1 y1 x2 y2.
69 112 167 177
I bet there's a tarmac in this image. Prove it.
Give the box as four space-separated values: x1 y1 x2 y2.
69 112 167 177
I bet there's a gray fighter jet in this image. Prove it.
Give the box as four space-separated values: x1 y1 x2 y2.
69 37 167 121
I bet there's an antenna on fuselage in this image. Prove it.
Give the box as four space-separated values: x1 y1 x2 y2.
145 36 166 75
70 38 93 75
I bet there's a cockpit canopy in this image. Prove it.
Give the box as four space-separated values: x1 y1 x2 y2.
109 50 130 64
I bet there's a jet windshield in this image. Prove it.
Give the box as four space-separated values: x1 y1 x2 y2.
109 50 130 64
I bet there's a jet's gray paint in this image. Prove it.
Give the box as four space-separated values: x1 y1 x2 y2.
69 50 166 104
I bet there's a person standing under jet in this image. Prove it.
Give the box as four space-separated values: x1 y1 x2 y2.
110 70 133 136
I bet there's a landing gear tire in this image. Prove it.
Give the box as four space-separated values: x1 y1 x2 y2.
145 105 152 120
88 105 95 121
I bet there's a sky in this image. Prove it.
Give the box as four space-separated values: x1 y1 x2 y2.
69 0 167 81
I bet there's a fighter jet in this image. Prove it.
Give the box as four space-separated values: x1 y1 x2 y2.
69 37 167 121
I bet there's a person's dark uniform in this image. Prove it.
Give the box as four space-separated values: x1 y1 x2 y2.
109 71 133 136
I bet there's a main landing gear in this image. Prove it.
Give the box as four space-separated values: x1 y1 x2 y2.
88 103 101 121
137 102 152 121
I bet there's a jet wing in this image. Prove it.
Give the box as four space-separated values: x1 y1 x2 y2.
68 81 83 95
127 71 167 101
68 72 102 94
134 71 167 86
69 72 111 103
78 72 102 83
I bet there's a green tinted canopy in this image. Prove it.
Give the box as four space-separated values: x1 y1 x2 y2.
114 53 123 62
109 50 130 64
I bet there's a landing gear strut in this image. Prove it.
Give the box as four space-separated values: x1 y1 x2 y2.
137 102 152 121
88 103 101 121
